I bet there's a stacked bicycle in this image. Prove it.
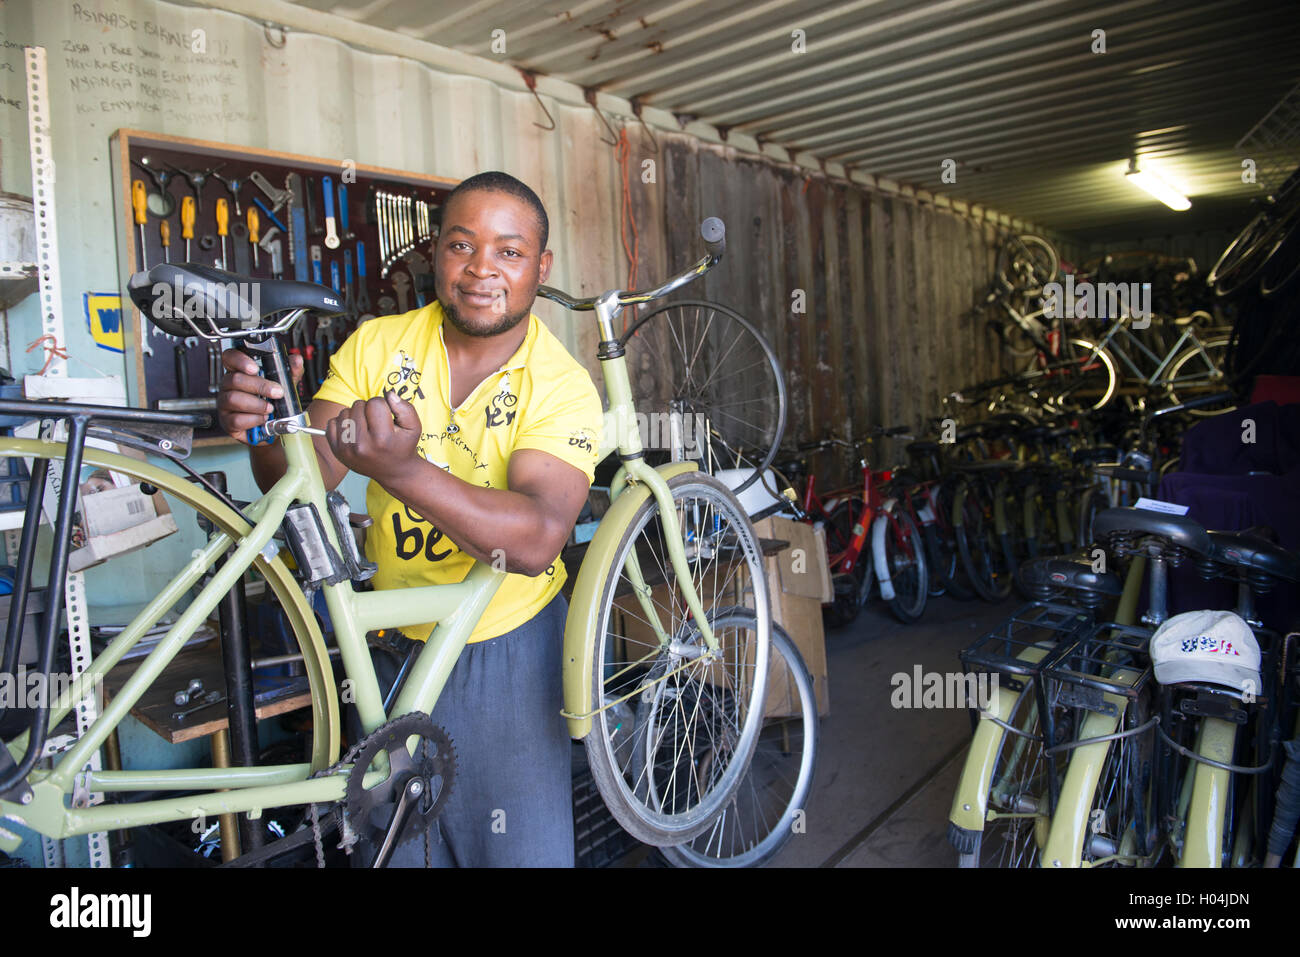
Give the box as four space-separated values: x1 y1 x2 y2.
946 503 1300 867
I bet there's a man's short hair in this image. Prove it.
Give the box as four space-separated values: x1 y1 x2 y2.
443 171 549 250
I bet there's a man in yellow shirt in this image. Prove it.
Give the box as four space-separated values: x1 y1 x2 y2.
217 172 602 866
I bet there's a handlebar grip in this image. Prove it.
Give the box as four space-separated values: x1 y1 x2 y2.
700 217 725 256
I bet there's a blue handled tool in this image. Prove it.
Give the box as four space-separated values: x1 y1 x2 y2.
251 196 288 234
322 176 340 250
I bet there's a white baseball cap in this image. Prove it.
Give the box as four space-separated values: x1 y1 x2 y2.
1149 609 1261 696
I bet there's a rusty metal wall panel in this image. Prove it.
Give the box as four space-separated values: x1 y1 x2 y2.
636 134 1006 473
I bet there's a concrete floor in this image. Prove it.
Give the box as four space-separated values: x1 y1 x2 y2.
614 590 1023 868
769 591 1021 868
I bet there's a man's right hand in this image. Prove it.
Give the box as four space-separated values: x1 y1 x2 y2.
216 348 305 446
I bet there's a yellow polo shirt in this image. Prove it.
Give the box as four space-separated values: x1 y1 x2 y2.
314 302 603 642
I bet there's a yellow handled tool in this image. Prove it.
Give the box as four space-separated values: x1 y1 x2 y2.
132 179 148 269
248 207 260 268
181 195 195 260
216 197 229 269
160 218 171 263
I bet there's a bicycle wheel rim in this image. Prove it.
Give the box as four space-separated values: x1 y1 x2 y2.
585 472 771 844
659 625 817 867
885 507 928 621
1165 336 1232 415
966 685 1053 867
619 300 786 495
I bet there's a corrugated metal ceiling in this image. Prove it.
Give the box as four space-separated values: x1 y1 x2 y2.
263 0 1299 240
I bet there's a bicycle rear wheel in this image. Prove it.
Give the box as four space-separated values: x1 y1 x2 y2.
954 478 1014 602
883 506 928 623
1165 336 1231 415
658 624 818 867
619 300 786 495
584 471 771 845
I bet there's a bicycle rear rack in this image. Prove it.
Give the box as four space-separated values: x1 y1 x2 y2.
959 600 1094 696
1042 621 1153 716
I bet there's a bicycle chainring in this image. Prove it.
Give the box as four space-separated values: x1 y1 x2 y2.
343 712 456 856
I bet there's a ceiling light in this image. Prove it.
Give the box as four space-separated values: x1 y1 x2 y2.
1125 158 1191 211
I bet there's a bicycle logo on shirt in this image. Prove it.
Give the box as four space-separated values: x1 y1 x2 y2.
386 350 425 401
485 390 518 429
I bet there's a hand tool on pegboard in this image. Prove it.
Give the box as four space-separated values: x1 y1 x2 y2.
286 173 308 281
132 179 148 269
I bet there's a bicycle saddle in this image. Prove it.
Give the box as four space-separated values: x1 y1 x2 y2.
128 264 345 338
1017 552 1123 603
1206 529 1300 582
1092 507 1212 554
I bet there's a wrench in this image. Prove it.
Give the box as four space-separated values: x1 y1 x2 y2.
249 170 289 212
172 689 223 720
322 176 340 249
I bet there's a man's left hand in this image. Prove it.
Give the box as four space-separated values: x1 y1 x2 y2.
325 390 424 486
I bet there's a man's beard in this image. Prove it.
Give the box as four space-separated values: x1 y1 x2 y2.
440 298 531 338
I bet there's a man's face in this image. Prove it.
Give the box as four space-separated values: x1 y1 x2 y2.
434 189 552 338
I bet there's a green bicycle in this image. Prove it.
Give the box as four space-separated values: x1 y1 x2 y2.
0 217 772 863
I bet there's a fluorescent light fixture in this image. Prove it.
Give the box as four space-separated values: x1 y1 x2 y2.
1125 158 1191 211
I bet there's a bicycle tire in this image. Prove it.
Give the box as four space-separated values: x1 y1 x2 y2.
1260 223 1300 298
1023 338 1118 413
658 624 818 867
997 234 1059 292
931 482 976 600
619 300 787 496
954 478 1013 602
884 506 929 623
584 471 771 845
1164 336 1232 415
958 680 1055 867
1080 687 1156 866
0 436 338 775
1210 202 1298 298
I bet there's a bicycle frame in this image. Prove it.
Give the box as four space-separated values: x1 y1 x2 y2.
1084 317 1217 389
0 267 729 849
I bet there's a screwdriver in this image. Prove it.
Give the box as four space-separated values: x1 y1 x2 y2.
160 218 171 263
132 179 148 269
248 207 260 268
216 198 229 270
181 195 195 260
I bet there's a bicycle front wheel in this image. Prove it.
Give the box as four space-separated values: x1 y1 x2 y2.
585 471 772 845
619 301 787 495
658 623 818 867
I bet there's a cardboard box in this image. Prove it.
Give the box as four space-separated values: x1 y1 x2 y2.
14 419 178 573
752 516 834 604
607 515 831 720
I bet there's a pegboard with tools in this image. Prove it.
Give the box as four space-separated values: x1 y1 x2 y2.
109 129 454 444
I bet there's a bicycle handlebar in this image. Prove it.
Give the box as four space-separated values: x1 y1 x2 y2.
536 218 725 312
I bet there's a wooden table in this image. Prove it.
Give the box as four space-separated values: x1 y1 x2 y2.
103 641 313 745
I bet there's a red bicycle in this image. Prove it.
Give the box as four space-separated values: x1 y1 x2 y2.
781 431 930 626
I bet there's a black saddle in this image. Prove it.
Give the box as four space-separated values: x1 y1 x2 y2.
128 263 345 338
1092 507 1212 555
1017 552 1123 602
1207 529 1300 583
